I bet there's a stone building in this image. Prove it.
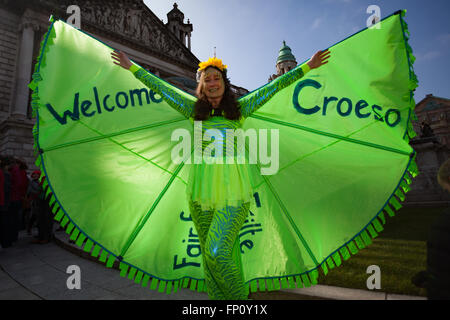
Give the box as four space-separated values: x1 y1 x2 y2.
413 94 450 148
268 41 297 82
0 0 247 172
407 94 450 205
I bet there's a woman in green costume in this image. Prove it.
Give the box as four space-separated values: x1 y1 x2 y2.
111 49 331 299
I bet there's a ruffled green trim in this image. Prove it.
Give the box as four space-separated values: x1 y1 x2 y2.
29 17 56 158
399 10 419 142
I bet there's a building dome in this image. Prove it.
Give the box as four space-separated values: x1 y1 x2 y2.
269 41 298 81
277 41 297 64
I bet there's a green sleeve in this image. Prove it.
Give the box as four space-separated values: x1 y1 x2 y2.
239 63 310 118
128 64 195 119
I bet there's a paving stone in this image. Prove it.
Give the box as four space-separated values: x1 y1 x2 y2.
0 269 21 291
0 286 41 300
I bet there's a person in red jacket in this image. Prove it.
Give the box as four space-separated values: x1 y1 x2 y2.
0 157 4 247
18 160 30 233
8 158 29 241
8 158 22 242
0 156 13 248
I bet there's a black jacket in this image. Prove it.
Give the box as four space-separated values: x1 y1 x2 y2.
427 207 450 299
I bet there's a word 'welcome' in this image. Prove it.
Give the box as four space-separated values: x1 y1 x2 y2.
45 86 162 125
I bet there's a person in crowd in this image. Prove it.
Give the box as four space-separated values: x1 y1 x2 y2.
26 170 42 236
32 174 53 244
8 158 22 241
0 156 13 248
18 160 30 233
412 158 450 300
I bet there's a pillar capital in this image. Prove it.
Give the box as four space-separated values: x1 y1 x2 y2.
18 21 41 33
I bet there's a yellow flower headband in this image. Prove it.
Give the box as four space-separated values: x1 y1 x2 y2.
198 57 227 72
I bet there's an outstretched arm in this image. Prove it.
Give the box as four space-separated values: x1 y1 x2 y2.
239 49 331 118
111 50 196 119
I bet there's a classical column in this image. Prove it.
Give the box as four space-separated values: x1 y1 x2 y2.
187 33 191 51
181 31 186 46
12 21 39 118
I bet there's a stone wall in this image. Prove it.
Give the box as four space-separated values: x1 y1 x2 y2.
0 8 20 120
0 118 35 165
405 139 450 205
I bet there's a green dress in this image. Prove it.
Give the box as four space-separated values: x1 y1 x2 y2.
130 63 310 299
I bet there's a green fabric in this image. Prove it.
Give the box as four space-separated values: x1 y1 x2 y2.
295 275 303 288
321 263 329 276
119 263 129 277
99 249 108 263
129 64 139 73
83 239 94 252
189 200 250 299
150 278 158 290
258 278 266 291
347 241 358 255
301 274 311 287
166 280 173 294
75 233 86 247
173 280 179 293
159 280 167 293
30 11 418 297
134 271 143 284
141 275 150 287
106 254 116 268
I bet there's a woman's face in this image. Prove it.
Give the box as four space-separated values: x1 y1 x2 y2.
202 67 225 100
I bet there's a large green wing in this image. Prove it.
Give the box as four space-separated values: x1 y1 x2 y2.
30 18 204 287
236 10 419 284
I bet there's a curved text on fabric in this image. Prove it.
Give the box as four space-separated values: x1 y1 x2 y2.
45 86 163 125
292 79 402 128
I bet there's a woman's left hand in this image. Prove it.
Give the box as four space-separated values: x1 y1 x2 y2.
307 49 331 70
111 50 132 70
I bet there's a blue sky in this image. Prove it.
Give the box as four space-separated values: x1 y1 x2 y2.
143 0 450 103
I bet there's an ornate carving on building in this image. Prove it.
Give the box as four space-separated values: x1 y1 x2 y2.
46 0 198 67
412 94 450 149
405 94 450 205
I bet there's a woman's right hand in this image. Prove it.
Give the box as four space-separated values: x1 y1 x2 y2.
111 50 132 70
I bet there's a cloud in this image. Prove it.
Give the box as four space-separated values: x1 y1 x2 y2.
416 50 441 62
437 33 450 46
311 17 323 30
321 0 352 3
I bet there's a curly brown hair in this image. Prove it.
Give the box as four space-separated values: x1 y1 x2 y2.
193 66 241 121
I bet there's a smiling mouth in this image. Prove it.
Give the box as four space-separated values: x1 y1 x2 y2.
209 88 219 93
